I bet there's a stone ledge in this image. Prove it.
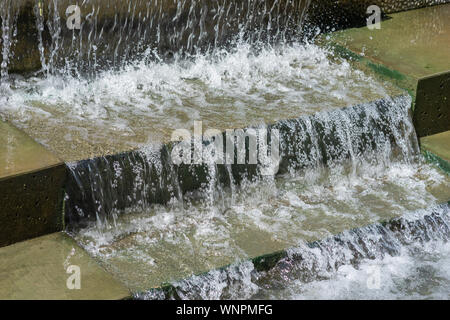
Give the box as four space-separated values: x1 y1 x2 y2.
0 120 62 180
0 232 131 300
421 131 450 174
324 3 450 137
0 120 65 248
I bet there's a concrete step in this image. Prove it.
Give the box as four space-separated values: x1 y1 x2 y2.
421 131 450 163
421 130 450 174
325 3 450 138
0 120 65 247
0 232 130 300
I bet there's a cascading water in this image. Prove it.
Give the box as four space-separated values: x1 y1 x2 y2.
71 96 450 293
0 0 16 82
0 42 394 162
140 203 450 300
64 95 420 228
0 0 312 77
0 0 449 300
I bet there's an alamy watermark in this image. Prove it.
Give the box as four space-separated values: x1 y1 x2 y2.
64 248 81 290
66 5 81 30
367 5 381 30
65 4 380 31
170 121 280 176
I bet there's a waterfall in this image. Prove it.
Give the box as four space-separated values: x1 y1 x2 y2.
1 0 449 300
0 0 313 77
140 203 450 299
64 95 420 229
0 0 16 82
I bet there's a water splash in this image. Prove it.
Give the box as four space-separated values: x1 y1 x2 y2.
2 0 448 299
71 111 450 292
0 0 312 76
64 94 420 228
139 203 450 300
0 43 393 161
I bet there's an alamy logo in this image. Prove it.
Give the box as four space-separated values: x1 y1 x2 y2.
171 121 280 176
66 5 81 30
367 5 381 30
66 265 81 290
64 248 81 290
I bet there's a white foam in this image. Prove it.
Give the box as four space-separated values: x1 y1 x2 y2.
284 240 450 300
1 43 389 144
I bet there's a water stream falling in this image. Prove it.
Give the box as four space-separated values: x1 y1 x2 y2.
70 96 450 293
0 0 313 78
0 0 16 81
64 95 421 227
0 0 449 299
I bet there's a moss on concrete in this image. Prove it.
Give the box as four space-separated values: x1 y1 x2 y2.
421 131 450 174
421 131 450 162
423 150 450 174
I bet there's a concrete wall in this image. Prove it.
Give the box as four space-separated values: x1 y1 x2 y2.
0 165 65 247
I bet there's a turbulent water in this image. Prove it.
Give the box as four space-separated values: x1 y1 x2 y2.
63 95 417 226
0 42 396 161
0 0 312 77
70 95 450 293
139 204 450 300
1 0 449 300
0 0 397 162
281 240 450 300
73 160 450 293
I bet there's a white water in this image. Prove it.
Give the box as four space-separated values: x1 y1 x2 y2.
73 159 450 293
1 0 312 77
61 94 420 228
284 240 450 300
1 0 448 300
0 42 394 161
139 204 450 300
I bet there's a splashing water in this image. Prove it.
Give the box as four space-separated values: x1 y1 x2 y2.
1 0 449 300
1 0 313 77
71 110 450 292
63 95 418 227
0 42 398 161
138 203 450 300
56 69 447 294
